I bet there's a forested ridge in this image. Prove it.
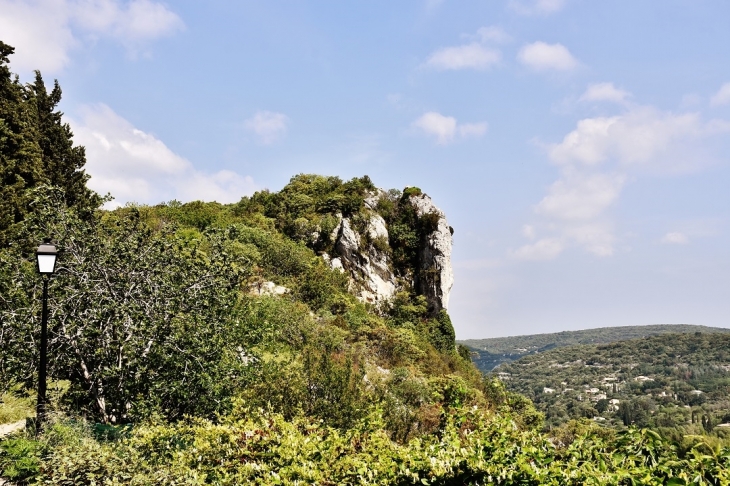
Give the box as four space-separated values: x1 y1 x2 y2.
493 333 730 438
2 40 730 485
460 324 730 372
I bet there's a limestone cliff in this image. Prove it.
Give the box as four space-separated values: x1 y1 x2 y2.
321 188 453 313
408 191 454 313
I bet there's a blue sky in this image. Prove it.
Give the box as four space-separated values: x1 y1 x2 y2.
2 0 730 338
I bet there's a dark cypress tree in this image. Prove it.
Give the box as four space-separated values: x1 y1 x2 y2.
26 71 100 215
0 41 44 247
0 41 100 246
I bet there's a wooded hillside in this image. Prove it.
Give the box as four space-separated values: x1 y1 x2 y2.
494 333 730 444
460 324 730 371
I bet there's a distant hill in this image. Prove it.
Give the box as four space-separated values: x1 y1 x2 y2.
458 324 730 373
492 332 730 432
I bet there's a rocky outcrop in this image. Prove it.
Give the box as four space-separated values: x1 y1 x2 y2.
249 281 289 296
408 192 454 313
321 188 453 312
325 208 397 305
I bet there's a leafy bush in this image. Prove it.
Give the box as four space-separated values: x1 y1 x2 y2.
0 436 44 482
19 408 730 485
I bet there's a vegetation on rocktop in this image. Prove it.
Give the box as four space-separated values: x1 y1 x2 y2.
2 40 730 484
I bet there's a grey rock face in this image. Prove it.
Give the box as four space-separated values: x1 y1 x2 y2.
407 192 454 312
322 189 454 312
327 211 397 305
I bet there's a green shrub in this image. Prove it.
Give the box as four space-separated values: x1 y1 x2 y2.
418 211 441 234
424 309 456 353
0 436 44 482
402 186 422 198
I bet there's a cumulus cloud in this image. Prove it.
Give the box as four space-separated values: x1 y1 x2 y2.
548 107 730 170
565 223 615 257
0 0 184 73
458 122 489 138
518 101 730 260
517 42 578 72
412 112 487 145
509 0 568 15
475 26 511 44
710 82 730 107
580 82 631 104
512 238 564 261
424 43 501 71
661 232 689 245
424 26 509 71
413 113 456 144
522 225 536 239
535 172 625 221
70 104 255 206
512 222 617 260
243 111 290 145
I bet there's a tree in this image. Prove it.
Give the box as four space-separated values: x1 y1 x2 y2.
0 187 254 422
0 41 44 247
0 42 99 248
26 72 100 215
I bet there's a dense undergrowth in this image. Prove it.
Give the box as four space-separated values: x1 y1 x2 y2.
3 406 730 485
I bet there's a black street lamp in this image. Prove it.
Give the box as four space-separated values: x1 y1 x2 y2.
35 238 58 429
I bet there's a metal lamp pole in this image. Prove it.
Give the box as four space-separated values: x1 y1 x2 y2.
35 238 58 430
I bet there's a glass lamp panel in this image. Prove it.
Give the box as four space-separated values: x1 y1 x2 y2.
37 254 57 274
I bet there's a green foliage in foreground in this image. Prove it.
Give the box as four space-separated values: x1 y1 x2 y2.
2 408 729 485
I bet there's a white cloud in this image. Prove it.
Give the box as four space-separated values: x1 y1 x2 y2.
509 0 568 15
519 100 730 260
458 122 489 138
512 238 564 261
548 107 730 170
475 26 511 44
412 112 487 145
77 0 184 49
536 172 625 221
522 225 536 239
565 223 615 256
425 0 445 11
0 0 76 73
0 0 183 73
413 112 456 144
243 111 290 145
710 82 730 107
70 103 256 206
661 232 689 245
517 42 578 71
425 43 500 71
580 83 631 104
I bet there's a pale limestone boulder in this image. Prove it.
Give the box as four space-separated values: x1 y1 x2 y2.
250 281 289 296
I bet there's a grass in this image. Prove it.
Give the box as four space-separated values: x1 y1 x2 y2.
0 391 34 425
1 381 70 425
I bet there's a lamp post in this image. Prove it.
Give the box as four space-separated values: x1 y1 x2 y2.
36 238 58 429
